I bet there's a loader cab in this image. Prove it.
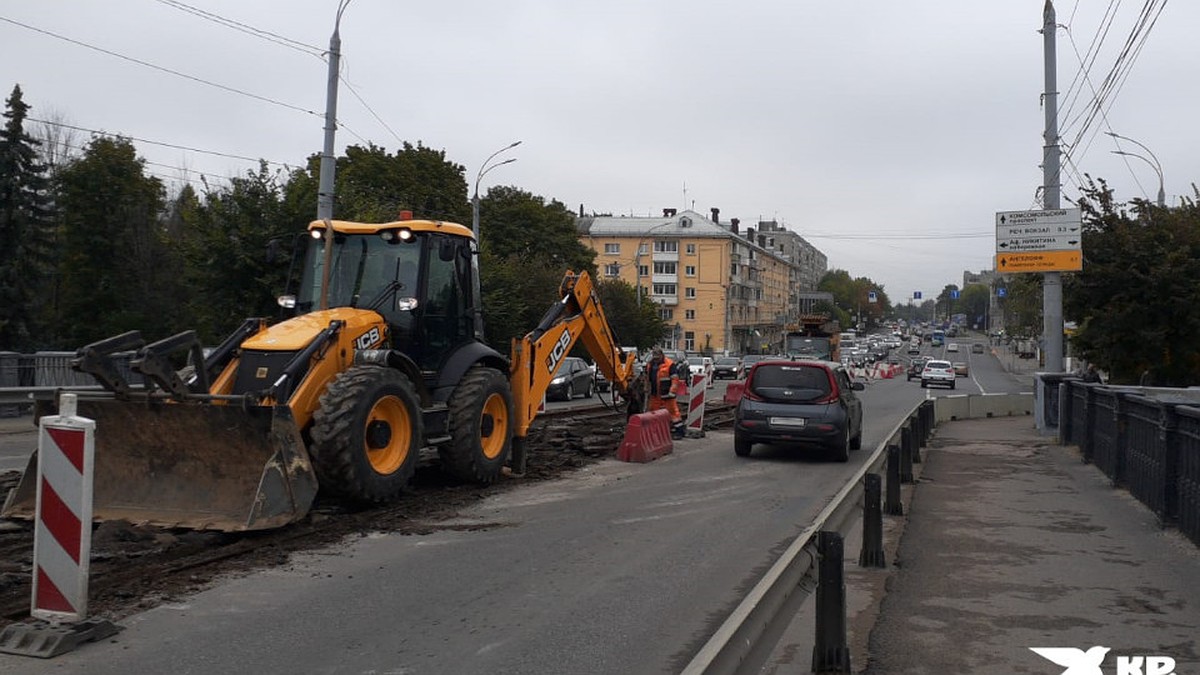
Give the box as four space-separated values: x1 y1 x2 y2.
294 219 479 371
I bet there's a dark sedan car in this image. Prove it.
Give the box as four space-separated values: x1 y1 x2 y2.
546 356 595 401
738 354 773 378
733 359 865 462
712 356 743 380
907 356 929 381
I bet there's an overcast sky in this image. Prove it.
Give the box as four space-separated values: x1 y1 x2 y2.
3 1 1191 304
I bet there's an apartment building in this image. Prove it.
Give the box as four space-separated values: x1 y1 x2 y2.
576 208 828 354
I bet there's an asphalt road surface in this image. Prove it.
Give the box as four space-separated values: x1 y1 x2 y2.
0 339 1036 674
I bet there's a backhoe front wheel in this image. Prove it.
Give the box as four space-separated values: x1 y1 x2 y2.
310 366 422 504
441 366 514 484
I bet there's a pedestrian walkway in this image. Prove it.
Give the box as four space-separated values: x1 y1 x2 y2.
862 415 1200 674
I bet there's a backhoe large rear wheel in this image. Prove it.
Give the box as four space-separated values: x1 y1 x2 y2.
440 366 513 484
310 366 422 503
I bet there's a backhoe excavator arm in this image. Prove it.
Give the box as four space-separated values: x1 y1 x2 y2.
509 270 640 442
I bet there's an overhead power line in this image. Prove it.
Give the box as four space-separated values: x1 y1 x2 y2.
801 231 993 241
152 0 325 57
0 15 323 118
28 116 295 168
1061 1 1168 166
145 2 404 148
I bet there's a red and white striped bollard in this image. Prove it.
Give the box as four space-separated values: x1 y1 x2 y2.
32 393 95 623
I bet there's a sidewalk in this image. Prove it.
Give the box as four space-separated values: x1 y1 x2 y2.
862 416 1200 674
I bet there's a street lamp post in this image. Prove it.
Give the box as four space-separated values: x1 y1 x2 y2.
316 0 353 221
1106 131 1165 207
472 141 522 240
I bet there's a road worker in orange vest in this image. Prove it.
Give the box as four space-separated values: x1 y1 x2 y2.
646 347 686 439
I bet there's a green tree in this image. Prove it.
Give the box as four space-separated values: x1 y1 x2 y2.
935 284 960 322
959 284 990 329
478 248 565 350
476 186 596 347
477 185 594 272
817 269 889 330
332 142 471 223
1066 178 1200 385
54 136 176 347
0 85 54 350
177 162 297 342
1000 274 1042 341
592 277 665 350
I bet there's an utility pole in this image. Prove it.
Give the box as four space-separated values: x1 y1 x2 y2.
317 1 352 220
1041 0 1064 373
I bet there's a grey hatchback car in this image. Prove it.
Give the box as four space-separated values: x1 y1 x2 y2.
733 359 865 462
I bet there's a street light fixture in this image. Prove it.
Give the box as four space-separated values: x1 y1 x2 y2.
1106 131 1165 207
472 140 522 240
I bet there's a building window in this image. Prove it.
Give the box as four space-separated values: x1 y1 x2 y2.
685 309 695 320
638 242 649 254
604 243 620 254
659 308 674 321
730 263 737 277
653 283 677 296
653 261 677 275
685 287 696 299
638 265 649 277
653 240 678 253
684 331 695 351
685 265 696 277
604 263 620 277
686 243 696 255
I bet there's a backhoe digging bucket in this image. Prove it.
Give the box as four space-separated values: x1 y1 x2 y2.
1 400 319 532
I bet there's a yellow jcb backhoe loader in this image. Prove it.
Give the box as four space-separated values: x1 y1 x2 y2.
2 215 642 531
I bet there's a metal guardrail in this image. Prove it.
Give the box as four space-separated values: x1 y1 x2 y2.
0 351 143 414
682 398 940 675
1060 379 1200 548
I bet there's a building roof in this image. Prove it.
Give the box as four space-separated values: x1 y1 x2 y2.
576 209 732 239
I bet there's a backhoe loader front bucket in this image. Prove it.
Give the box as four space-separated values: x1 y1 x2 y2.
1 399 319 531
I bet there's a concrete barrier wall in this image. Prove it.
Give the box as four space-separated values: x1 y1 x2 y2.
934 392 1034 423
970 392 1034 418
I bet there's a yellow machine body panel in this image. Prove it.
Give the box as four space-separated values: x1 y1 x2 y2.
307 218 474 240
509 270 641 439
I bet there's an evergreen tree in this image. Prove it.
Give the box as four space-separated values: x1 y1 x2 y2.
55 136 174 346
0 85 54 351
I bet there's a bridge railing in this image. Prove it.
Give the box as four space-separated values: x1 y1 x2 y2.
1058 379 1200 548
0 351 142 415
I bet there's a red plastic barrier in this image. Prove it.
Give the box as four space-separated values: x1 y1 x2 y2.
617 409 674 463
723 380 746 404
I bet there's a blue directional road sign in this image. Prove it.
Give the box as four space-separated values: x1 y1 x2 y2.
997 287 1007 298
867 291 877 303
950 289 960 300
913 291 922 300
